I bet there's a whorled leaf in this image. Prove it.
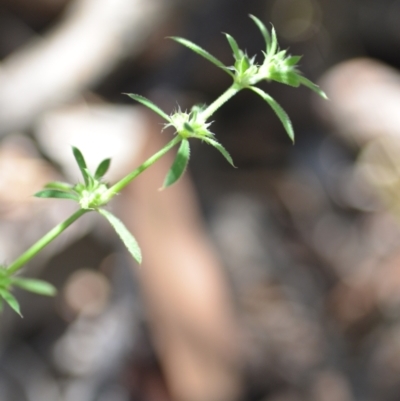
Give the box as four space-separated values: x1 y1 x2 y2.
72 147 90 186
11 278 57 296
224 33 242 60
0 266 9 279
203 137 235 167
163 139 190 188
183 122 195 133
125 94 171 122
45 181 74 191
0 277 10 288
270 26 278 55
250 86 294 142
298 76 328 99
0 288 22 317
169 37 234 78
236 55 251 75
269 70 301 87
95 158 111 179
249 14 271 53
98 209 142 264
83 168 95 189
285 55 302 67
34 190 79 201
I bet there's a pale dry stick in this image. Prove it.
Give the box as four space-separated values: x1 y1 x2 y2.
0 0 169 136
118 121 242 401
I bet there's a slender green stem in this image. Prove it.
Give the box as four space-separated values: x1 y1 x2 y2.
102 135 182 202
7 209 89 274
201 84 241 120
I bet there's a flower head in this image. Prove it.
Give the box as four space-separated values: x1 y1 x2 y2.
166 105 214 140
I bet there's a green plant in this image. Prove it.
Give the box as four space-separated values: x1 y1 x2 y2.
0 15 326 316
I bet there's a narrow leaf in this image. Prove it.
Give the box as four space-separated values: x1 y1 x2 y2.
0 267 9 278
0 289 22 317
169 37 234 78
98 209 142 264
250 87 294 142
72 147 90 186
270 71 301 87
224 33 242 60
94 158 111 179
45 181 74 191
276 50 287 59
183 122 195 133
270 26 278 55
11 278 57 296
83 168 95 189
163 139 190 188
237 56 250 75
34 190 79 201
249 14 271 52
125 93 172 122
203 137 235 167
285 55 302 66
298 76 328 99
0 277 10 287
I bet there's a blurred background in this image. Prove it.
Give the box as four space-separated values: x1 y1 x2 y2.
2 0 400 400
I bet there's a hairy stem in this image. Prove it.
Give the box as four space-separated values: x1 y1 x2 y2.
201 84 240 120
102 135 182 202
7 209 89 274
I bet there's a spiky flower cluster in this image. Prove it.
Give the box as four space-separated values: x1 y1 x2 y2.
128 15 326 148
167 105 213 140
35 147 111 210
203 15 327 97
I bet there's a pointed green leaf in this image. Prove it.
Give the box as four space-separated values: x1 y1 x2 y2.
203 137 235 167
34 190 79 201
249 14 271 52
163 139 190 188
94 158 111 179
250 86 294 142
224 33 242 60
169 37 234 78
72 146 87 172
83 168 95 189
236 55 251 75
98 209 142 264
183 122 195 133
0 278 11 288
270 71 301 87
285 55 302 66
45 181 74 191
72 147 90 186
0 267 9 279
298 76 328 99
270 26 278 55
276 50 287 60
125 93 172 122
11 278 57 296
0 289 22 317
